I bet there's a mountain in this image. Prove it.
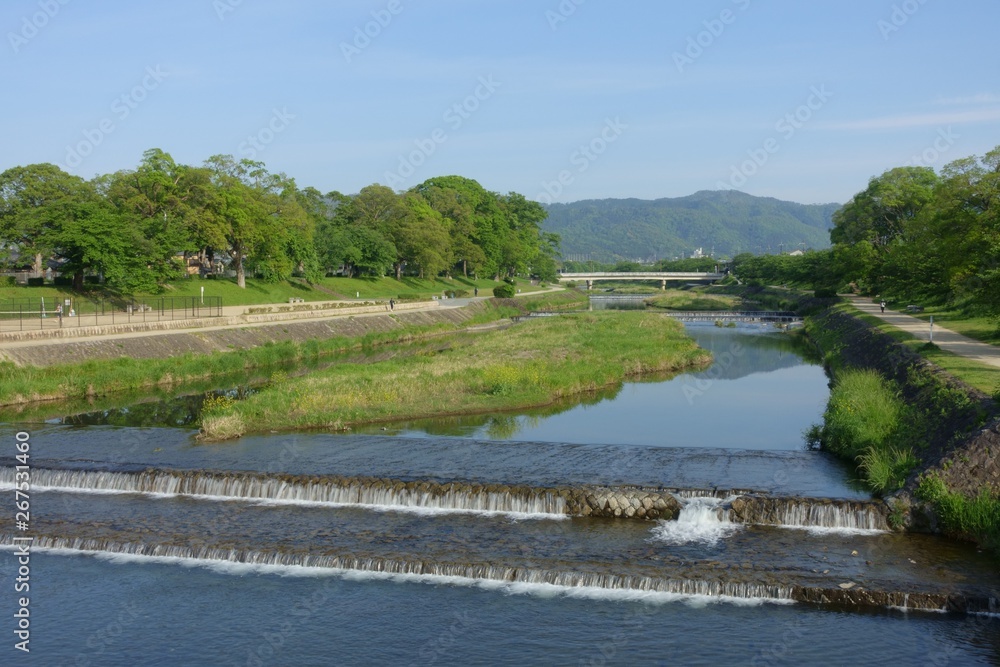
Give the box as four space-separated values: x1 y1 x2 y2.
541 190 841 262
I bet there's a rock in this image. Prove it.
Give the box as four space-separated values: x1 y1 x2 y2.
839 582 856 589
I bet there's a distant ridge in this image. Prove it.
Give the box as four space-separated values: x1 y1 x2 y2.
541 190 841 261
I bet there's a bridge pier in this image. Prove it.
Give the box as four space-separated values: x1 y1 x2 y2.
586 280 593 290
661 279 666 291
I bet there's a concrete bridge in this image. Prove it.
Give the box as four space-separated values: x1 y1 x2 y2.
557 272 725 290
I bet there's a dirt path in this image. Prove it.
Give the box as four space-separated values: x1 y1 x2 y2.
846 296 1000 370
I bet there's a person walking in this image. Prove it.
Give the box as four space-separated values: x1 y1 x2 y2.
880 300 886 313
474 287 478 297
56 303 63 325
389 298 395 311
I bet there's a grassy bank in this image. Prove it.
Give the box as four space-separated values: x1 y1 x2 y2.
200 311 712 439
644 289 739 311
0 275 548 308
812 368 919 493
0 293 585 410
840 303 998 395
917 474 1000 553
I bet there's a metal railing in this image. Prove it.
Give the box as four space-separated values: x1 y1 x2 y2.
0 296 224 332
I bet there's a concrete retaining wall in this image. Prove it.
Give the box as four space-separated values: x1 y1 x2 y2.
0 302 486 368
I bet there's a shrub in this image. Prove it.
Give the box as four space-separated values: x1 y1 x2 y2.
493 284 516 298
814 287 837 298
54 276 73 286
1 276 16 288
27 277 44 287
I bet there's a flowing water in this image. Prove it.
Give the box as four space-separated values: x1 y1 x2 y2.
2 306 998 665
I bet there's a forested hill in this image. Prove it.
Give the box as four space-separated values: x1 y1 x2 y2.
541 190 842 261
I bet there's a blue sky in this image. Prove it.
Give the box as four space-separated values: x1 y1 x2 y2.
2 0 997 205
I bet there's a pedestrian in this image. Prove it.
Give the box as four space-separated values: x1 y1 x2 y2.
880 300 886 313
56 303 63 323
474 287 478 297
389 298 395 311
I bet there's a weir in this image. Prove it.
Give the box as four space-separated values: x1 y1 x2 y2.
5 534 996 615
2 466 888 529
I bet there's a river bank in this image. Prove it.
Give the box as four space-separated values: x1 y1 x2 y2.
0 292 586 409
803 297 999 552
199 311 712 440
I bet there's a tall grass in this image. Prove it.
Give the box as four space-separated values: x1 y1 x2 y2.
918 474 1000 555
817 368 918 493
0 302 524 408
201 312 712 439
645 290 739 311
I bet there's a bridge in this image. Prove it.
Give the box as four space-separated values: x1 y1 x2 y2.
557 272 725 289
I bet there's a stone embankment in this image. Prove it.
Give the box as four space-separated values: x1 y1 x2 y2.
0 302 490 367
807 307 1000 523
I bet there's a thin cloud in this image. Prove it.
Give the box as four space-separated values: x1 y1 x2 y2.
932 93 1000 106
821 108 1000 131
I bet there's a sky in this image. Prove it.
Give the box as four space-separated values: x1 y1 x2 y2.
1 0 997 206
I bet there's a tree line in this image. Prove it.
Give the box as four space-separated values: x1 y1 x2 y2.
732 145 1000 314
0 149 560 294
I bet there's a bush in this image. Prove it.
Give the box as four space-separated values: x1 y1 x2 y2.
54 276 73 286
1 276 16 288
85 276 102 285
814 287 837 298
493 284 516 298
27 277 44 287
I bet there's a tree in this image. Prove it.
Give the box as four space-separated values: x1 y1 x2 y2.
53 200 155 292
398 192 451 278
0 163 92 273
830 167 938 249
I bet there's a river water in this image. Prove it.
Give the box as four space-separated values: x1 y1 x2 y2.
1 307 998 665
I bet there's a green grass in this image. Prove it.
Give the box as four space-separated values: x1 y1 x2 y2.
200 311 712 439
0 302 534 408
895 303 1000 346
0 275 551 308
840 302 1000 394
917 474 1000 554
645 289 739 311
817 368 917 493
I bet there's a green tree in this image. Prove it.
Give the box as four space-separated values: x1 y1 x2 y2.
0 163 92 273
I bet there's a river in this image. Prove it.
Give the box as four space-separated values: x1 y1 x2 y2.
1 305 997 665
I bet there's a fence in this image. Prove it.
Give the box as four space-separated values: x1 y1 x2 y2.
0 296 224 332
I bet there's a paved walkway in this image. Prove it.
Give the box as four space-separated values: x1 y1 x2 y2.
0 287 565 350
846 296 1000 370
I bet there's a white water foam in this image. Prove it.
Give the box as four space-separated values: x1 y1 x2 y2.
0 467 567 522
0 539 794 608
650 497 742 545
774 525 886 537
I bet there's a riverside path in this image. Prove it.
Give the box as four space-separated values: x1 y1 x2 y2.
847 296 1000 370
